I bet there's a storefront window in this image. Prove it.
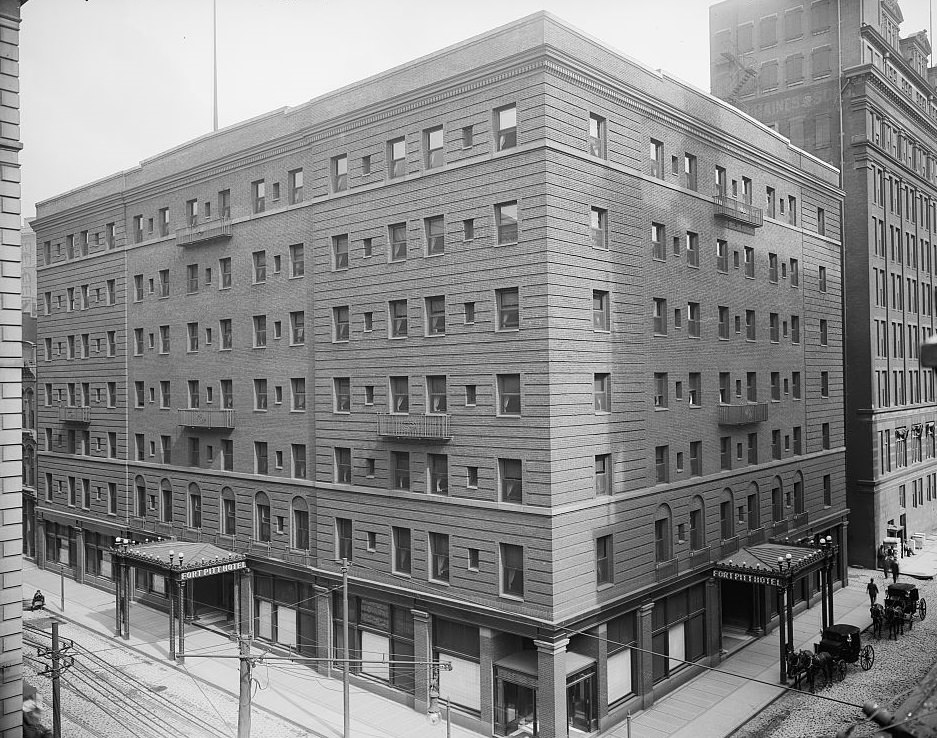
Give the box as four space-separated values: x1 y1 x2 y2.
567 667 597 732
434 618 481 713
496 679 537 736
652 584 707 683
253 574 315 653
606 612 636 704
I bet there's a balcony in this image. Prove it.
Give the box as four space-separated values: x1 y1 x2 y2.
58 405 90 424
747 527 766 546
792 512 809 530
176 218 233 247
689 546 711 569
656 558 678 582
377 413 451 441
718 402 768 426
720 535 740 558
713 195 764 228
178 408 236 429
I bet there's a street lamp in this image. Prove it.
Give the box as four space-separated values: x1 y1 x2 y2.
426 664 451 737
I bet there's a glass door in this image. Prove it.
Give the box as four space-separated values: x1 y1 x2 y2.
567 669 597 732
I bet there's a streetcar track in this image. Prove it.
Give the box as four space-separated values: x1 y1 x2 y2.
24 622 231 738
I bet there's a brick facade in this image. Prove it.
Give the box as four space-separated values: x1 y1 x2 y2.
31 13 845 737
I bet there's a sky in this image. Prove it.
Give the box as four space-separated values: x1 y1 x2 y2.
18 0 937 219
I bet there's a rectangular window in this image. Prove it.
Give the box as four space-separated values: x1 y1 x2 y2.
331 155 347 192
425 216 445 256
495 201 518 245
426 375 447 413
688 373 701 407
390 376 409 414
254 379 268 410
424 126 444 169
252 315 267 348
335 518 353 561
500 458 522 502
500 543 524 598
288 168 303 204
685 232 699 267
593 290 610 331
747 372 758 402
770 313 780 343
744 247 755 277
389 300 408 338
288 244 304 278
497 374 521 416
747 433 758 464
720 436 732 470
650 138 664 178
590 207 608 250
333 307 349 342
392 451 410 490
821 371 830 397
595 454 611 495
822 423 831 450
687 302 700 337
746 310 756 340
251 180 265 213
334 447 351 484
718 306 729 339
684 153 698 190
292 444 307 479
495 105 517 151
291 378 306 411
430 532 450 583
428 453 448 495
590 114 607 158
820 319 828 345
389 222 407 261
690 440 702 476
594 373 611 412
496 288 519 330
252 251 266 283
652 223 665 260
290 311 305 344
388 137 406 179
655 445 669 483
333 234 349 270
653 298 668 334
819 265 827 292
393 528 412 575
333 377 351 413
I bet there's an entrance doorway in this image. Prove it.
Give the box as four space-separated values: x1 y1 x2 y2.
720 579 754 631
567 667 597 733
495 679 537 736
190 571 235 627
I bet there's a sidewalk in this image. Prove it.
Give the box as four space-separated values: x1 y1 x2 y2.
611 554 937 738
21 561 478 738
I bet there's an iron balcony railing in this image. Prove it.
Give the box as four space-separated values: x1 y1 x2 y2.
377 413 451 441
176 218 233 247
747 527 766 546
689 546 711 569
178 408 236 429
720 535 740 558
713 195 764 228
792 512 809 530
58 405 90 424
718 402 768 426
656 558 678 582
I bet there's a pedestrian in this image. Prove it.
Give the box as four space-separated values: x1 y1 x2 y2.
891 557 900 583
867 577 879 606
29 590 44 612
882 552 890 579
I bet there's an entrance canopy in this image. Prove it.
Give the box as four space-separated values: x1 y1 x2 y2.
112 538 246 578
713 542 831 586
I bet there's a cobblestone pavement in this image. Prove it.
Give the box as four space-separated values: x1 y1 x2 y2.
23 611 308 738
731 570 937 738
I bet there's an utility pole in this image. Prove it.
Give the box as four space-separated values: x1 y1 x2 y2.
51 622 61 738
35 620 73 738
237 638 251 738
342 558 350 738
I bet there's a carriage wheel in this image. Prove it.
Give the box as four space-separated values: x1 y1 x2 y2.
920 599 927 620
860 645 874 671
835 660 847 682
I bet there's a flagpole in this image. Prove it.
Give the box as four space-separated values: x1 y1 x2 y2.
212 0 218 132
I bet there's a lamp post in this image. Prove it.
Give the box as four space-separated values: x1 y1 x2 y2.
777 554 793 683
426 664 451 738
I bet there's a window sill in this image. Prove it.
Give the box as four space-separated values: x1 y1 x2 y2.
499 592 524 602
495 241 518 248
429 578 450 587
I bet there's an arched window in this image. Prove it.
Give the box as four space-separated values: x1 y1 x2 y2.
135 475 147 517
24 388 34 430
654 504 672 562
689 496 705 550
746 482 761 530
23 445 35 488
188 482 202 529
220 487 236 535
720 488 735 540
255 491 271 542
771 476 784 522
793 471 805 515
160 479 173 523
291 496 309 550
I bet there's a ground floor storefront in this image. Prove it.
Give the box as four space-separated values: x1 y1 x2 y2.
24 510 848 738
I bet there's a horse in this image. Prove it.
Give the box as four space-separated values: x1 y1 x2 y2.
806 650 834 692
785 646 810 690
884 604 904 639
870 603 885 639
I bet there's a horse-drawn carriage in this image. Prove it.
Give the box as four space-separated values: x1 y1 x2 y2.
787 623 874 692
872 582 927 639
885 582 926 621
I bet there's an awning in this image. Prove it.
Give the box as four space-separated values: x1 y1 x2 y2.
494 649 596 678
713 542 833 585
113 539 245 579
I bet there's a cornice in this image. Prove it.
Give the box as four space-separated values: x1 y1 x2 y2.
846 64 937 144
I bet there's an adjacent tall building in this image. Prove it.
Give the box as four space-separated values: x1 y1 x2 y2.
31 13 846 737
711 0 937 567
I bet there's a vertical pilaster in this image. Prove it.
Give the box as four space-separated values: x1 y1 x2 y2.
35 516 45 568
705 577 721 657
314 583 332 676
594 623 609 724
840 520 850 586
412 609 431 713
535 635 568 738
177 578 186 662
479 627 495 732
636 602 655 708
168 574 175 661
74 526 85 584
113 559 121 637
